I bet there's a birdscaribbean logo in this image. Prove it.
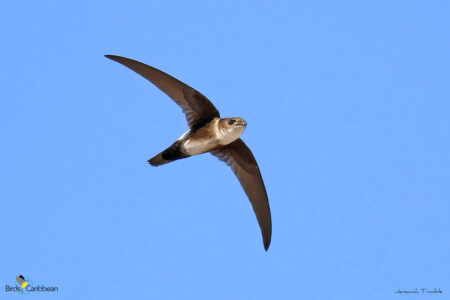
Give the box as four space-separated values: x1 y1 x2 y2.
15 275 29 294
4 275 58 295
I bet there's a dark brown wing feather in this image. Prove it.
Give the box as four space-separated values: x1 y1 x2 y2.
211 139 272 251
105 55 220 130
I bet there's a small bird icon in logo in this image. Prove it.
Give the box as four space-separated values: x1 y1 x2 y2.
16 275 28 293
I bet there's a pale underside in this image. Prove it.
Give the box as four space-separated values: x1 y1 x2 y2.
181 118 245 156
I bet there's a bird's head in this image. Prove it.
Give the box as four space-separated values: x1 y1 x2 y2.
218 117 247 144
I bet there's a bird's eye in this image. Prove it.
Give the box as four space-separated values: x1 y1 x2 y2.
228 119 236 125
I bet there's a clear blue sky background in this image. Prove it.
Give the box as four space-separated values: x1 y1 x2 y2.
1 1 449 299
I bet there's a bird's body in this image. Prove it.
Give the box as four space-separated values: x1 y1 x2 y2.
105 55 272 250
150 117 247 165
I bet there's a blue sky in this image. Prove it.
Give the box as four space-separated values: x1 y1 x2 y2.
1 1 449 299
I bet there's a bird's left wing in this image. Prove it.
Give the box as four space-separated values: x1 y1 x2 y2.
105 55 220 130
211 139 272 250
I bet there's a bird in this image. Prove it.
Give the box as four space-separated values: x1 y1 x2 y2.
105 55 272 251
16 275 28 293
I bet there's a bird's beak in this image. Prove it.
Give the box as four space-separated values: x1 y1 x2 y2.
237 120 247 127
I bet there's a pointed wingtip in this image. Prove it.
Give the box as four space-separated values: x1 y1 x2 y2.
263 229 271 251
263 232 271 251
105 54 122 61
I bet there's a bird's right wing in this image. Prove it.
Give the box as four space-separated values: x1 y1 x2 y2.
105 55 220 130
211 139 272 251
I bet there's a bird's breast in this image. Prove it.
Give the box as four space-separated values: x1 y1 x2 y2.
182 136 217 155
180 121 219 155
